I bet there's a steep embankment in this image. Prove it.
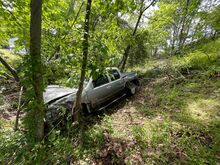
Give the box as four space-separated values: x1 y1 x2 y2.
0 39 219 164
86 38 220 164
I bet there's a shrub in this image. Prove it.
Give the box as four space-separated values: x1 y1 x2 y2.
174 51 218 71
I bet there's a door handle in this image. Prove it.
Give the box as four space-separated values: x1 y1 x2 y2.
106 86 111 89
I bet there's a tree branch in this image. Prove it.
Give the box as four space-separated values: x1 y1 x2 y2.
0 53 20 82
47 2 84 62
0 1 22 27
66 2 84 39
143 0 157 13
120 0 158 71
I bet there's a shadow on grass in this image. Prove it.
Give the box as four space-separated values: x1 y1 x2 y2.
60 59 220 164
131 71 220 164
70 66 220 163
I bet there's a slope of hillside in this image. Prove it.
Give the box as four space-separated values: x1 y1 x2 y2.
0 39 220 164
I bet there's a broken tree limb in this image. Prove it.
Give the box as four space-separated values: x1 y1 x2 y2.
0 53 20 82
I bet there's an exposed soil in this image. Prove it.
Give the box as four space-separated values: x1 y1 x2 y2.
0 79 20 125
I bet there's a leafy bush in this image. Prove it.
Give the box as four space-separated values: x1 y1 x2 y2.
174 51 218 71
173 38 220 76
0 130 28 164
172 39 220 75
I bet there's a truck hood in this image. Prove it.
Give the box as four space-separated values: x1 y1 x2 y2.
43 85 77 104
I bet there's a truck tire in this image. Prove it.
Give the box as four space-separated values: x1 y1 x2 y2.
125 82 137 96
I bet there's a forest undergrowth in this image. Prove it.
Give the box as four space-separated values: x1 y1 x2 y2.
0 39 220 164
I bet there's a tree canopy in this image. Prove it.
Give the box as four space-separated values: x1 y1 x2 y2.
0 0 220 164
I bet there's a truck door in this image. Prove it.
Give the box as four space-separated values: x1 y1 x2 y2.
88 75 112 106
108 69 124 97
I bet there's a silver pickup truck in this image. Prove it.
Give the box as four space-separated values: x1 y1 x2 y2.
44 67 139 125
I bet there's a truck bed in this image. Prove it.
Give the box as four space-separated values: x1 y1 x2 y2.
121 72 137 78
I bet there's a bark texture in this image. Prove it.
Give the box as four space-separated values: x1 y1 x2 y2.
72 0 92 121
30 0 44 141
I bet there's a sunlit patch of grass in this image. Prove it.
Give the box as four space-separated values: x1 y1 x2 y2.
129 68 220 163
132 124 149 149
0 117 14 132
2 122 13 130
128 59 156 73
187 99 220 123
173 51 219 70
154 84 187 111
132 118 170 145
131 119 185 163
0 118 4 129
130 113 219 164
0 49 21 63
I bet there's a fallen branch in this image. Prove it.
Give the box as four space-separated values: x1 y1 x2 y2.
0 53 20 82
14 86 23 131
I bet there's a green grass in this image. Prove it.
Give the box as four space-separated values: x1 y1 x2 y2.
134 46 219 163
133 75 220 164
0 38 220 164
123 39 220 164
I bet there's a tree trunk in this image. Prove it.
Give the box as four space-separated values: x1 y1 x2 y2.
120 0 157 71
178 0 190 50
72 0 92 122
30 0 44 142
120 11 143 71
0 54 20 82
170 23 178 55
121 45 131 71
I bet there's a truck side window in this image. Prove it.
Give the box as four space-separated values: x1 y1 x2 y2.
93 75 109 88
109 69 120 81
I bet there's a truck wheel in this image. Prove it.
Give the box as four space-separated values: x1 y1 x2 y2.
125 82 137 96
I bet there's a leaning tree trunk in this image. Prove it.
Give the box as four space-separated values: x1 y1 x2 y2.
72 0 92 122
120 11 142 72
0 54 20 82
120 45 131 71
178 0 190 50
120 0 157 71
30 0 44 142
